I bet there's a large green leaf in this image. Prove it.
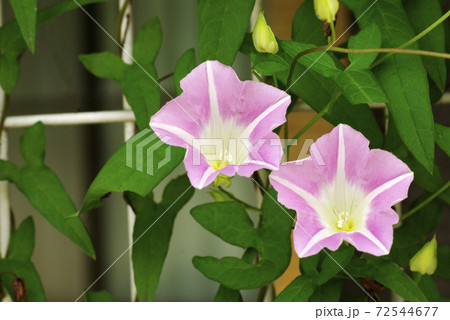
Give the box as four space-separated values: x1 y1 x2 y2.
213 248 256 302
79 52 128 81
274 275 316 302
0 0 107 94
299 244 354 286
435 124 450 157
417 275 450 302
191 202 262 250
16 166 95 258
174 48 197 96
335 69 388 104
214 285 243 302
309 278 344 302
0 259 45 301
19 121 45 166
80 18 162 131
346 257 427 302
0 52 20 94
0 160 20 182
347 24 382 70
8 217 34 261
78 130 185 214
8 0 37 53
128 174 194 302
389 195 442 267
120 63 160 131
198 0 255 65
192 189 293 290
85 290 114 302
281 41 341 78
250 52 289 76
385 121 450 205
80 17 162 131
292 0 327 46
133 17 162 66
6 123 95 258
316 246 355 285
277 49 383 148
37 0 108 25
343 0 435 173
404 0 446 92
1 216 45 302
435 245 450 280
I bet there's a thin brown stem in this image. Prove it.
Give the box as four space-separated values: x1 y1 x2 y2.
158 72 174 82
0 94 11 143
286 46 450 89
116 0 131 57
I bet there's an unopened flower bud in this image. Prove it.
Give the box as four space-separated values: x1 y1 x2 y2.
410 235 438 275
252 12 279 54
314 0 339 23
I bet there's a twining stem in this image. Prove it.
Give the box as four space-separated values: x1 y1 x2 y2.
218 186 262 213
287 90 341 151
401 180 450 221
329 21 336 44
402 10 450 49
158 72 174 82
251 68 264 82
286 46 450 89
284 120 289 160
286 9 450 89
372 9 450 68
0 94 11 143
413 272 423 284
116 0 131 57
272 75 278 88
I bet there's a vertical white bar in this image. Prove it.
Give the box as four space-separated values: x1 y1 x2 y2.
0 132 9 259
0 0 11 260
119 0 137 301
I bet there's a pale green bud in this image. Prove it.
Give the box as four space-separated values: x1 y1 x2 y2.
410 235 438 275
252 12 279 54
314 0 340 23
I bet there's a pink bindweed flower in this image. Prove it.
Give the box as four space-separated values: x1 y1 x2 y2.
150 60 291 189
269 124 413 257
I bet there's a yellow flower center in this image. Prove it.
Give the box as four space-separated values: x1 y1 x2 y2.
335 211 354 232
210 159 230 171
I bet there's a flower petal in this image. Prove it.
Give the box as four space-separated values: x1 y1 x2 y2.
359 149 414 209
347 207 399 256
237 132 283 175
269 160 326 214
346 229 390 256
184 146 220 189
199 61 291 132
294 222 345 257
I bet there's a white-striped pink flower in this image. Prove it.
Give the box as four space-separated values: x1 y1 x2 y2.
270 124 413 257
150 60 291 189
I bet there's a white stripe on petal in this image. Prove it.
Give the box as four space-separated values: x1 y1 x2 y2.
270 175 325 214
336 124 346 183
198 166 217 189
358 228 389 255
240 95 290 139
359 172 413 210
299 228 333 257
245 160 278 170
206 61 221 123
151 122 195 146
